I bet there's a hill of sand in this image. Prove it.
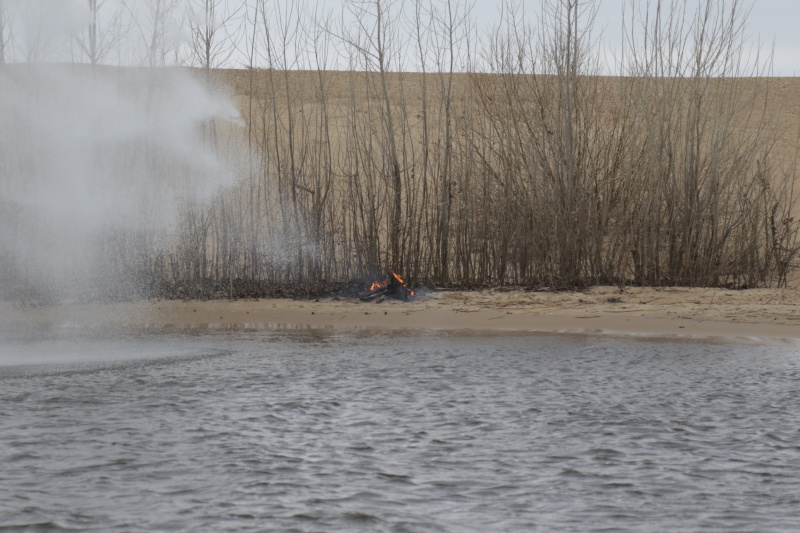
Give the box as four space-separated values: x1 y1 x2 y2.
215 69 800 150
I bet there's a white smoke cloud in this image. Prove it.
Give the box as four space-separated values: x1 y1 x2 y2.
0 61 240 301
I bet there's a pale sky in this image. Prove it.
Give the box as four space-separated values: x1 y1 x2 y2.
466 0 800 75
304 0 799 75
3 0 798 75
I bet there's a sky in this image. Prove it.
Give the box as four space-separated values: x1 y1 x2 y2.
2 0 799 75
301 0 800 75
462 0 800 76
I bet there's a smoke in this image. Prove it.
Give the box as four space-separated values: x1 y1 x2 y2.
0 63 240 302
6 0 87 63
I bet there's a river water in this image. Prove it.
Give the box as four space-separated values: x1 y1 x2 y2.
2 327 800 532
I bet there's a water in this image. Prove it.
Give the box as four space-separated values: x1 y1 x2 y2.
2 328 800 532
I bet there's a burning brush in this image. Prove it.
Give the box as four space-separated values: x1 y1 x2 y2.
360 269 415 301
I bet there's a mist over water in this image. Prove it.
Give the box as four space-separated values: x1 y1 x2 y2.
0 63 239 301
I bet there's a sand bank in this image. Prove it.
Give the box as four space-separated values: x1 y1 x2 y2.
3 286 800 346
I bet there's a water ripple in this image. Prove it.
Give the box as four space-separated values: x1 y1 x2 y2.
2 332 800 531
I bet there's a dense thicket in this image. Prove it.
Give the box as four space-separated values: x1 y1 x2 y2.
1 0 799 301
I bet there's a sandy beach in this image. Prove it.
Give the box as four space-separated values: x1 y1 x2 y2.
3 286 800 346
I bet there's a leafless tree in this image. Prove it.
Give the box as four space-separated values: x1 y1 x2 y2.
184 0 243 76
340 0 407 272
72 0 130 67
0 0 12 64
131 0 183 68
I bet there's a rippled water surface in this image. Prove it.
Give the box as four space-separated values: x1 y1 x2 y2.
2 327 800 532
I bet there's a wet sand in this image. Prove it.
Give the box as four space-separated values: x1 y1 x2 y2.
3 286 800 346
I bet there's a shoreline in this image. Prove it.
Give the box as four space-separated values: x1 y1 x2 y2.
3 286 800 346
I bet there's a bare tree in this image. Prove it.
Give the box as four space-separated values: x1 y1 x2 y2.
39 0 790 299
428 0 470 284
185 0 243 77
132 0 183 68
18 0 50 62
612 0 799 287
0 0 12 64
340 0 406 272
72 0 130 67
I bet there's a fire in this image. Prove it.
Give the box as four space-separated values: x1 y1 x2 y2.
390 271 414 296
369 280 387 291
366 269 414 297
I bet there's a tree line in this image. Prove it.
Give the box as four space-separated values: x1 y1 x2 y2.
1 0 799 301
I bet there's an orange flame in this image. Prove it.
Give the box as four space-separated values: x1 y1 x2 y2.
390 271 415 296
369 280 387 291
366 270 414 296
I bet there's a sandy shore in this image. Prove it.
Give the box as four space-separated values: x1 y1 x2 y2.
3 286 800 346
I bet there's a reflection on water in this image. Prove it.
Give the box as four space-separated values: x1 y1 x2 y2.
1 328 800 532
